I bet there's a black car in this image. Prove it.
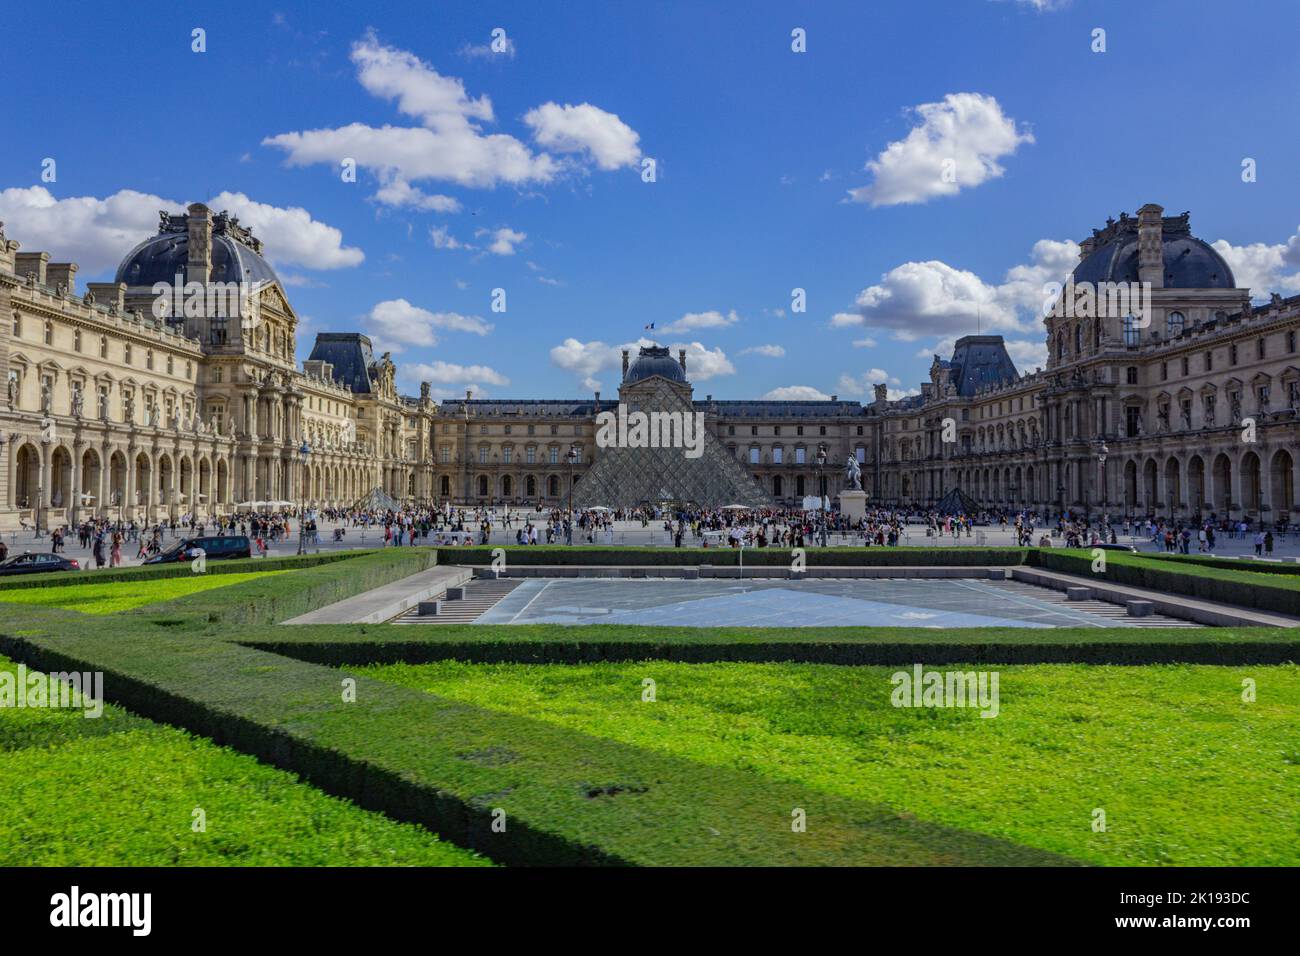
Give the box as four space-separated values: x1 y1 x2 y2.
0 552 81 575
144 535 252 564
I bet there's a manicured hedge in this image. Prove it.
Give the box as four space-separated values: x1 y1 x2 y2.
1143 552 1300 576
0 617 1074 866
240 623 1300 667
1032 549 1300 617
133 548 441 626
435 546 1030 567
0 549 364 592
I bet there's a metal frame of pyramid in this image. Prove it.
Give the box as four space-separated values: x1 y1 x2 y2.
351 487 402 512
572 374 774 510
933 486 981 516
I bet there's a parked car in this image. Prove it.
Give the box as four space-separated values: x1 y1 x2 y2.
143 535 252 564
0 552 80 575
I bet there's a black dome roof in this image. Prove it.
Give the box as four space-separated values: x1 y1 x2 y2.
115 213 280 288
1072 210 1235 289
625 346 687 384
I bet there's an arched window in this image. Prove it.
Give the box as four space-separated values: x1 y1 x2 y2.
526 475 536 497
1167 311 1185 337
1123 313 1140 347
440 476 451 496
547 475 559 496
477 475 488 497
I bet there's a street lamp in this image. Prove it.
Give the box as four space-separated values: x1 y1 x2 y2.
1097 441 1109 513
815 443 827 508
566 443 579 518
297 440 311 555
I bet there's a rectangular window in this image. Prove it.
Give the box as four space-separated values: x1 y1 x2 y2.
795 447 806 464
1230 344 1238 365
439 446 450 464
1205 351 1213 372
1181 356 1189 376
502 447 513 464
549 447 558 464
749 446 759 464
526 447 536 464
773 447 783 464
856 446 866 463
1125 406 1141 437
478 447 488 464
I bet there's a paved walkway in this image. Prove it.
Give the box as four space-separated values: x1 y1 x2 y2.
283 565 472 625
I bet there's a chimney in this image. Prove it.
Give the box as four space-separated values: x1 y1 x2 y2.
831 394 837 402
465 388 472 403
594 390 601 406
15 251 49 286
1137 203 1164 289
186 202 212 287
678 348 687 372
621 349 629 378
420 382 430 402
46 262 78 295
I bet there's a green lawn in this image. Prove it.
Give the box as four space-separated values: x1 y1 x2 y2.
0 656 488 866
0 571 289 614
361 659 1300 866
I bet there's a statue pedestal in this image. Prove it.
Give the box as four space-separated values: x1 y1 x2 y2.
838 490 867 521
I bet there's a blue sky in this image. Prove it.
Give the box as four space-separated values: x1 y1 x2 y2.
3 0 1299 402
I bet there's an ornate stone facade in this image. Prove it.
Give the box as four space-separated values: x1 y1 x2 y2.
0 205 434 530
4 201 1298 528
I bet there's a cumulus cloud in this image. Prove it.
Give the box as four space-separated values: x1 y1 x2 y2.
1211 227 1300 300
372 178 461 212
264 32 641 201
209 191 364 269
363 298 491 351
549 336 734 391
852 336 878 348
837 369 918 402
0 185 363 278
740 344 786 358
847 93 1033 206
763 386 830 401
406 360 509 387
522 102 642 170
476 226 525 255
832 238 1078 340
661 309 742 334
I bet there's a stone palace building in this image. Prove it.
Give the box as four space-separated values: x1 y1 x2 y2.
2 201 1298 530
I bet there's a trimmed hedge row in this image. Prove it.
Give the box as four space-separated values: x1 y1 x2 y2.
1033 549 1300 617
435 546 1030 567
1143 552 1300 577
132 548 441 626
0 617 1075 866
241 623 1300 667
0 549 364 592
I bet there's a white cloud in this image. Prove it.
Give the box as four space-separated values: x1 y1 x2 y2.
522 102 642 171
209 191 364 269
1003 338 1049 369
833 238 1078 339
430 225 470 250
0 185 363 277
740 344 785 358
763 386 830 401
407 360 509 387
475 226 525 255
363 298 492 352
661 309 742 334
852 336 878 348
847 93 1033 206
549 336 734 390
372 178 461 212
264 33 642 198
265 33 555 190
1211 229 1300 300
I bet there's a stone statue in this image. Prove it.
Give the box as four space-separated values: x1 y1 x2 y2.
148 404 159 427
844 455 862 492
124 394 135 423
1230 394 1243 424
6 375 15 408
99 390 109 421
1157 405 1170 431
40 381 51 414
71 383 84 418
172 409 183 430
83 290 96 307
